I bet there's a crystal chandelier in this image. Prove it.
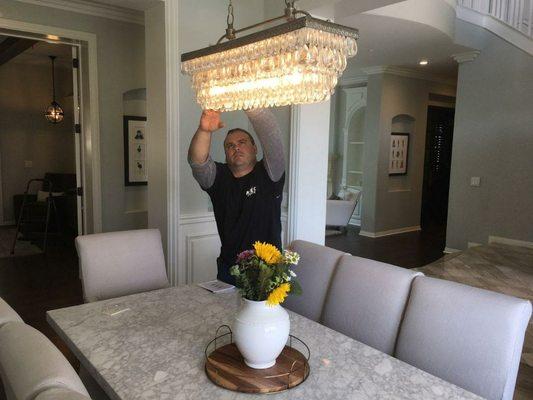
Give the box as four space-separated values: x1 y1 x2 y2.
44 55 64 124
181 0 358 112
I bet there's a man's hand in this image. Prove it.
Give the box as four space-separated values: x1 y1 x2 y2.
199 110 224 133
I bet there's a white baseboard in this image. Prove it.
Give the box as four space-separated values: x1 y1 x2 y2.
444 247 461 254
359 225 421 238
488 236 533 249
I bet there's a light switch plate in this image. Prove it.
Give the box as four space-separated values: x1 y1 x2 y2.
470 176 480 187
24 160 32 168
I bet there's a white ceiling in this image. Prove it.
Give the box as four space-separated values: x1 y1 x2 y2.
338 13 472 81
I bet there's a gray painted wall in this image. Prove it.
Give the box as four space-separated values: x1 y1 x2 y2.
446 22 533 249
361 73 456 234
0 0 147 232
0 60 75 222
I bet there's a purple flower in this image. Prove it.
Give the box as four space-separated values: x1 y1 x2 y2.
236 249 255 263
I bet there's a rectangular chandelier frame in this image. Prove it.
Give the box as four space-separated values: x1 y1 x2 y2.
181 16 359 63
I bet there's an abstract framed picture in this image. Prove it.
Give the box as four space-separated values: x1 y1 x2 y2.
124 115 147 186
389 132 409 176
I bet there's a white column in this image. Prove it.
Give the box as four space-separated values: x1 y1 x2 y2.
287 101 331 245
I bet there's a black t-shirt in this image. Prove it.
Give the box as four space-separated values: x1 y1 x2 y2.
205 160 285 267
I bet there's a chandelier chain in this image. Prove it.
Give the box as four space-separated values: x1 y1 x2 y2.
227 0 234 27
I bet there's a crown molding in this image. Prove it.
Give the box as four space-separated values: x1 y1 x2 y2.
362 65 457 85
451 50 480 63
361 65 456 86
339 74 368 86
14 0 144 25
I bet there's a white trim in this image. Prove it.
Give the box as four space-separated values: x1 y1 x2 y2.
124 209 148 215
0 17 103 234
362 66 457 86
456 4 533 55
287 105 300 244
14 0 144 25
185 232 219 284
444 247 462 253
179 213 215 225
488 235 533 249
339 75 368 86
451 50 480 63
359 225 421 238
165 0 180 286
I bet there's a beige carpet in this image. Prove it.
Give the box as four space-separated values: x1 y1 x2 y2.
0 226 42 258
417 243 533 399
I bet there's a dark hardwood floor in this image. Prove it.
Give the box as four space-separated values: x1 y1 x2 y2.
325 224 447 269
0 242 83 367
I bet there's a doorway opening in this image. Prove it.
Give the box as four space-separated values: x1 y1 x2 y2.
421 105 455 234
0 34 84 257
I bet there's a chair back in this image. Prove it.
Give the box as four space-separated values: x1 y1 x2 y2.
35 388 90 400
395 276 532 400
284 240 346 321
0 298 22 328
76 229 169 302
322 255 422 354
0 322 90 400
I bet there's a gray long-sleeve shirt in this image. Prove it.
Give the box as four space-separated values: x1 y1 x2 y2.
189 108 285 189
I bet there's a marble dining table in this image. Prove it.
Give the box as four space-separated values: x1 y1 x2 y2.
47 285 482 400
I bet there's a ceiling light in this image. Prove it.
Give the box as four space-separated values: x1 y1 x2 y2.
181 0 359 111
419 59 429 65
44 55 64 124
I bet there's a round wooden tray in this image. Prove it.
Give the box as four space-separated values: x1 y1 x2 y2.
205 343 310 393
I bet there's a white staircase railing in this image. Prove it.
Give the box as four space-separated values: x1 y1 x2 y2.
458 0 532 38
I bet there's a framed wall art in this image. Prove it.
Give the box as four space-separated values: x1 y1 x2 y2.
389 132 409 176
124 115 147 186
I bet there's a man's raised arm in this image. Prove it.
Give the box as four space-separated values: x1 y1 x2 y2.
188 110 224 189
245 109 285 182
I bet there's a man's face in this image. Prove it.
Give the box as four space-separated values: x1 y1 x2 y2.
224 130 257 168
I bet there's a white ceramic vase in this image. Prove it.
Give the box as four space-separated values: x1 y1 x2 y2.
233 298 290 369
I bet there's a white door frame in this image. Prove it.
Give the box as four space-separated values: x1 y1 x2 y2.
0 18 103 233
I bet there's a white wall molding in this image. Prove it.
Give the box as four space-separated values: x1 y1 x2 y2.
185 232 220 284
451 50 480 63
359 225 421 238
488 235 533 249
362 65 457 86
165 0 180 286
14 0 144 25
444 246 461 253
339 74 368 86
179 212 215 225
456 4 533 56
287 106 301 244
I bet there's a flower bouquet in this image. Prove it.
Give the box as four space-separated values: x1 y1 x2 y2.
229 242 301 369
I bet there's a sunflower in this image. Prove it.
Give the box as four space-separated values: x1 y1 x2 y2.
266 283 291 306
253 241 282 264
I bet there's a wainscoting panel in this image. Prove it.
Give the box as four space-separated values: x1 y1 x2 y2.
178 211 288 285
186 232 220 283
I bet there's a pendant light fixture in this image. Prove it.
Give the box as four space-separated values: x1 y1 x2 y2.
44 55 64 124
181 0 359 112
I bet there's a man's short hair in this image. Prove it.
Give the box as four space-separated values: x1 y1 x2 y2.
225 128 255 146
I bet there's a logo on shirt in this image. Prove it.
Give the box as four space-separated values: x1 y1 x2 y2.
246 186 257 197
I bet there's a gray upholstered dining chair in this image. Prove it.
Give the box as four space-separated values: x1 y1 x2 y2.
321 255 423 355
75 229 169 303
395 276 532 400
35 388 91 400
284 240 347 322
0 322 90 400
0 297 23 328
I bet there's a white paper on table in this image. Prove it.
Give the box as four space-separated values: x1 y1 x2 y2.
197 280 235 294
